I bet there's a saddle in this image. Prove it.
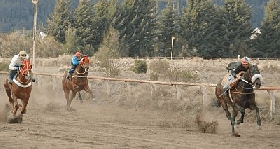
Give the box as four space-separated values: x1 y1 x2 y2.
221 72 245 90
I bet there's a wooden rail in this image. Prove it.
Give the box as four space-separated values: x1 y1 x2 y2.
0 71 278 118
33 72 280 119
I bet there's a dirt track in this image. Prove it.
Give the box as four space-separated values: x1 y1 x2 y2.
0 59 280 149
0 93 280 149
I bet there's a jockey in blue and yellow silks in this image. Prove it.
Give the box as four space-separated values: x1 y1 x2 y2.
67 51 82 80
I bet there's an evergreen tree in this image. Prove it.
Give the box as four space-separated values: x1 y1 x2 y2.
64 27 79 53
92 0 117 51
252 0 280 58
157 0 180 57
180 0 219 58
47 0 73 44
74 0 95 55
219 0 253 57
113 0 157 57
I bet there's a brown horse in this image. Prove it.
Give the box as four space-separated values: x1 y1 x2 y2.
3 59 33 122
62 55 94 110
215 64 263 137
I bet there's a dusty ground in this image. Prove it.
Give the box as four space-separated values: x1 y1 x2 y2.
0 58 280 149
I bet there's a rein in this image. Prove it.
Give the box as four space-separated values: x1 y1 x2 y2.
75 69 87 75
16 75 31 84
13 77 32 87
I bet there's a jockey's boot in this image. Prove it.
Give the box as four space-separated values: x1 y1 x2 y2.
67 73 72 81
31 77 36 82
8 70 13 84
8 79 13 84
30 74 36 82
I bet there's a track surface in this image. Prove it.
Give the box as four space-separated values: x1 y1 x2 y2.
0 90 280 149
0 59 280 149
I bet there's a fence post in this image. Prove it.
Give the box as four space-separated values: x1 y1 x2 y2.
202 86 207 108
267 90 276 119
149 84 155 100
175 85 182 100
106 80 110 99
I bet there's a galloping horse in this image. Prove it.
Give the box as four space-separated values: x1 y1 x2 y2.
215 64 263 137
62 55 94 110
3 59 33 122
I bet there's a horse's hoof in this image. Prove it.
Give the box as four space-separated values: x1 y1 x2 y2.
21 109 27 114
232 132 240 137
236 120 243 125
17 114 23 123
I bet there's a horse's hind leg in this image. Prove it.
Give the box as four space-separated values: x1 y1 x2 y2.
4 83 13 106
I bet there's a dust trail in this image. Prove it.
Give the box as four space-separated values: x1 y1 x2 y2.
0 103 10 123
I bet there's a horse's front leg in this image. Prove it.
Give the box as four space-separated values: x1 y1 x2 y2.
20 98 29 114
67 91 77 110
63 89 71 109
11 94 19 116
255 106 261 129
250 94 261 129
231 107 240 137
237 107 245 125
219 98 231 120
84 85 94 100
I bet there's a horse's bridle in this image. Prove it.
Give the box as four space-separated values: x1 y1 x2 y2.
17 64 32 84
75 57 89 75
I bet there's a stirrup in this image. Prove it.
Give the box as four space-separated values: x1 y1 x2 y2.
67 74 72 80
8 79 13 84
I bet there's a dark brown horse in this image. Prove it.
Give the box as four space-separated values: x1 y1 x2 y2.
215 64 263 137
62 55 94 110
3 59 33 122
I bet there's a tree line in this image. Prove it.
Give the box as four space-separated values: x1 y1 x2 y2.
1 0 279 59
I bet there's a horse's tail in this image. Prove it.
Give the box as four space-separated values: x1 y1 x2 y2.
63 71 67 78
213 81 222 107
3 79 12 99
62 71 68 84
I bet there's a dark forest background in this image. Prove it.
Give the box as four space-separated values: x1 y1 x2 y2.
1 0 279 59
0 0 269 33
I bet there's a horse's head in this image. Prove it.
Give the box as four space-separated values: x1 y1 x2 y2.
18 59 32 81
80 55 89 69
75 55 89 75
249 65 262 89
240 64 263 90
